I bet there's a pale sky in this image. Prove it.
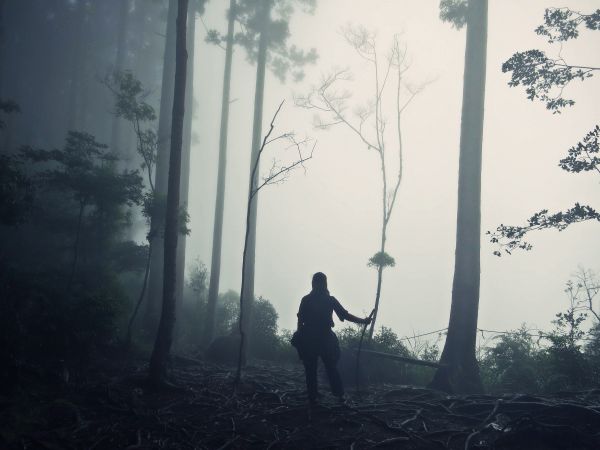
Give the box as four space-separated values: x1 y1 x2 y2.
185 0 600 337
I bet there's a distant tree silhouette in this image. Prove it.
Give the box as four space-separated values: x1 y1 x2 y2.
203 0 237 346
207 0 317 353
21 132 143 291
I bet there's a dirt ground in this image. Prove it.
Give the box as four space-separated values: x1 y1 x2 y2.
2 356 600 449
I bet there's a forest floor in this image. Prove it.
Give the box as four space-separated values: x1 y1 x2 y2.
2 355 600 450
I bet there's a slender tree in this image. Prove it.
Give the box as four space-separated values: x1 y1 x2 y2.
204 0 237 345
0 0 6 97
430 0 488 393
104 71 160 347
240 0 271 359
145 0 178 334
175 3 198 317
233 0 317 359
234 101 314 384
146 0 207 336
295 27 427 340
109 0 131 162
149 0 189 386
67 1 88 132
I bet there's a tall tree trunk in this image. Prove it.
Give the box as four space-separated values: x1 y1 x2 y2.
110 0 131 161
430 0 488 394
68 200 86 291
145 0 178 335
369 151 389 339
67 3 86 132
368 223 387 340
239 0 270 365
204 0 236 346
174 5 196 330
0 0 6 98
126 241 153 348
149 0 189 386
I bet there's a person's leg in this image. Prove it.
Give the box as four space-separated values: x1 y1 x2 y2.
322 353 344 398
303 354 319 403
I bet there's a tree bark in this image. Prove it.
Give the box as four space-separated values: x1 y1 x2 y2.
149 0 189 386
67 3 87 132
239 0 270 365
126 242 153 348
68 199 86 291
204 0 236 346
0 0 6 98
174 4 196 327
368 225 386 340
430 0 488 394
145 0 178 335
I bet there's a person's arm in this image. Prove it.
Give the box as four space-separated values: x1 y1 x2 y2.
345 312 371 325
332 297 371 325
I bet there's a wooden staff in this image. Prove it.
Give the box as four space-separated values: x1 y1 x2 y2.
355 308 375 391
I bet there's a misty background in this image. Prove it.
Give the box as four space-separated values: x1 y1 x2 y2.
182 0 599 335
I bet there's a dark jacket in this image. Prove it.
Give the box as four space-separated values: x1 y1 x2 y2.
297 290 351 334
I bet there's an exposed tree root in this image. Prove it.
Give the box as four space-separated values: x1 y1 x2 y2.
2 357 599 449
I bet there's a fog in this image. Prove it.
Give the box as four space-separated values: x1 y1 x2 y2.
185 0 600 335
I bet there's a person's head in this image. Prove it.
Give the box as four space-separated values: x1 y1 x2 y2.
311 272 328 293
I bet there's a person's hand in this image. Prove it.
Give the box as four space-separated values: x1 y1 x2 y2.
363 317 372 325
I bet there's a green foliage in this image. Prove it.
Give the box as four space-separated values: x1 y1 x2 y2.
367 251 396 269
249 297 281 359
177 282 291 361
110 241 149 273
480 326 541 393
559 125 600 174
480 290 599 393
188 259 209 297
0 155 32 226
502 7 599 113
489 125 599 256
105 71 158 187
0 130 149 381
585 323 600 385
0 99 20 130
502 49 594 112
541 307 591 391
337 325 438 386
489 203 600 256
106 71 156 123
535 7 600 43
488 7 599 255
0 266 125 385
372 326 409 356
439 0 467 29
21 132 143 210
207 0 318 82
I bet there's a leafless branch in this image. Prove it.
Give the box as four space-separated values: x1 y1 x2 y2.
249 101 316 200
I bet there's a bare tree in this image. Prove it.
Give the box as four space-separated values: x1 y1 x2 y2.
565 267 600 323
295 26 428 339
235 100 315 385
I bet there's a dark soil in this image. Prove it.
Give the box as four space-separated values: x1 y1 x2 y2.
2 356 600 449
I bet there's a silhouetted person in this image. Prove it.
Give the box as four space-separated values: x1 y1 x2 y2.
295 272 371 404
